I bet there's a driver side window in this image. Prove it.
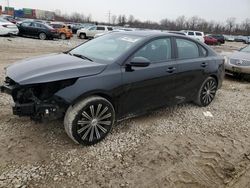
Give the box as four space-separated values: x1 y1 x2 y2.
88 27 96 31
133 38 172 63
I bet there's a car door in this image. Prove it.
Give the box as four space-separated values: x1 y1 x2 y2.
120 37 179 117
87 26 97 37
18 22 32 35
173 37 210 101
96 26 105 35
26 22 39 36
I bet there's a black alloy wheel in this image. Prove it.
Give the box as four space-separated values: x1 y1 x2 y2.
64 96 115 145
195 77 218 106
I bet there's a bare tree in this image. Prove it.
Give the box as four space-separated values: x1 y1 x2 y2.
175 16 186 30
188 16 199 30
111 15 117 25
242 18 250 35
86 14 92 23
117 15 123 26
121 15 127 25
128 15 135 24
226 17 236 35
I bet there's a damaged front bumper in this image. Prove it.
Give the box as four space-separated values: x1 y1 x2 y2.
12 102 59 118
1 83 65 120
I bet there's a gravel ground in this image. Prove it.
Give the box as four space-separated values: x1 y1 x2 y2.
0 36 250 188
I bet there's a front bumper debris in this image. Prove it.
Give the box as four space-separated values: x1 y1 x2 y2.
0 84 15 95
12 102 58 117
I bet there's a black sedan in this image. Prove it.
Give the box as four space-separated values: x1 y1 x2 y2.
17 21 59 40
0 32 225 145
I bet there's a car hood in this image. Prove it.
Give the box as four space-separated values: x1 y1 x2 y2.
229 51 250 60
6 53 107 85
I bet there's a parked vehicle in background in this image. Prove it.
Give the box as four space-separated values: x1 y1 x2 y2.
167 31 186 35
0 31 224 145
17 21 59 40
243 36 250 44
204 36 218 45
113 27 137 32
225 45 250 78
0 14 18 24
234 35 248 42
94 28 135 38
0 18 19 36
71 23 95 34
208 34 225 44
50 22 73 39
224 35 234 42
181 30 205 43
77 25 113 39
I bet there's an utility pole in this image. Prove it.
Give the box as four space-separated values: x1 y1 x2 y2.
108 10 111 24
7 0 10 14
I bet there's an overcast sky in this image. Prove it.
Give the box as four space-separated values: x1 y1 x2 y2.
1 0 249 23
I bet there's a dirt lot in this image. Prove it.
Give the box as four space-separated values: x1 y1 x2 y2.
0 36 249 188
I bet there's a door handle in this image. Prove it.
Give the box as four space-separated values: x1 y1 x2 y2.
201 62 208 67
166 67 176 73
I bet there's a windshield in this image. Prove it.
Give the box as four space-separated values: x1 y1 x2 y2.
69 33 143 63
240 45 250 53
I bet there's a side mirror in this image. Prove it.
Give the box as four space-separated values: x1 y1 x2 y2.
129 57 151 67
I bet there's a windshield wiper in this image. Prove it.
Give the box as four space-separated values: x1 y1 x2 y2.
69 52 93 62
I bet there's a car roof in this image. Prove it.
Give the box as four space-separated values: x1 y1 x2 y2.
112 30 175 37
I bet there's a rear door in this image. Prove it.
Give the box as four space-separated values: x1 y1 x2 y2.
173 37 210 101
96 26 105 35
28 22 39 36
121 37 179 117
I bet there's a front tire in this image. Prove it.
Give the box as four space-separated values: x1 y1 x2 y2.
195 77 218 107
79 33 86 39
60 33 66 40
64 96 115 145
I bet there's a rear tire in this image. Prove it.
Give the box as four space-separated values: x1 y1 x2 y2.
39 32 47 40
195 77 218 107
64 96 115 145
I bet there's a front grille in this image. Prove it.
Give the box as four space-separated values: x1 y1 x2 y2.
230 59 250 66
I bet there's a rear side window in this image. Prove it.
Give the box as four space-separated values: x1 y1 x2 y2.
97 27 105 30
133 38 172 63
107 27 113 31
176 38 199 59
51 24 62 29
32 23 42 28
188 32 194 36
21 22 32 27
195 32 202 36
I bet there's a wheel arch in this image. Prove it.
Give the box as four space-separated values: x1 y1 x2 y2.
71 90 116 111
209 74 218 85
